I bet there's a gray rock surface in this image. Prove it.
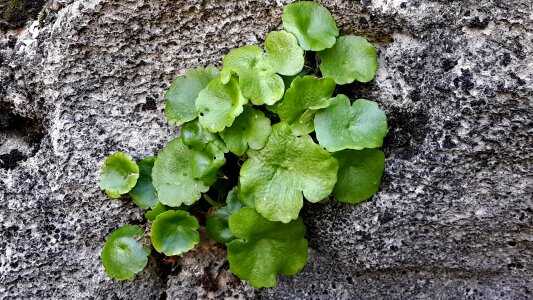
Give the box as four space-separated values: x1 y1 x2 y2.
0 0 531 299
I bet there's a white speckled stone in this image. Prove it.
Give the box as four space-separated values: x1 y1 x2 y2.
0 0 531 299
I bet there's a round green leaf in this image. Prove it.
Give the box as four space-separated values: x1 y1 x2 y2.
151 210 200 256
101 225 150 280
152 138 209 207
227 208 308 288
314 95 388 152
164 66 219 126
196 76 248 133
333 149 385 204
318 35 378 84
219 106 272 156
128 157 158 209
264 30 305 76
239 123 339 223
282 1 339 51
271 76 336 135
99 152 139 198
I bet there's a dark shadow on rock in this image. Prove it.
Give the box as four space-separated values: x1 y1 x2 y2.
0 103 45 169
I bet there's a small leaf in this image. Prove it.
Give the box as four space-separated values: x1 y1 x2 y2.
152 138 209 207
318 35 378 84
181 119 216 150
165 66 219 126
101 225 150 280
206 207 234 244
264 30 305 76
333 149 385 204
282 1 339 51
239 123 338 223
226 208 308 288
271 76 336 135
99 152 139 198
190 141 227 186
145 202 167 221
314 95 388 152
196 76 248 132
129 157 158 209
206 187 243 244
225 186 244 214
177 119 228 186
219 106 272 156
151 210 200 256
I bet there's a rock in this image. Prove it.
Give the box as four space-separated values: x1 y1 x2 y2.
0 0 47 29
0 0 531 299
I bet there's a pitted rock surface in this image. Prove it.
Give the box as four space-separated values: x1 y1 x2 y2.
0 0 531 299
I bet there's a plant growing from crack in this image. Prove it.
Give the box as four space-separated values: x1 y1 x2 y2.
98 1 387 288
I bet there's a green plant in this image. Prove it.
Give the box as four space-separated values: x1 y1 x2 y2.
98 1 387 288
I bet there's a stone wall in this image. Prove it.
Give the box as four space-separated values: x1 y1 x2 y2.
0 0 531 299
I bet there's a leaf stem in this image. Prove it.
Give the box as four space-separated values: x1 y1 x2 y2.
203 194 224 208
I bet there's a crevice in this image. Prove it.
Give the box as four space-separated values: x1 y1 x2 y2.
153 251 177 300
0 103 45 169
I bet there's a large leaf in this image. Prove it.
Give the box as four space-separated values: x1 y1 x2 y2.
314 95 388 152
196 76 247 132
264 30 305 76
99 152 139 198
333 149 385 204
226 208 308 288
164 66 219 126
239 123 338 223
318 35 378 84
129 157 158 209
271 76 336 135
282 1 339 51
151 138 209 207
151 210 200 256
101 225 150 280
219 106 272 156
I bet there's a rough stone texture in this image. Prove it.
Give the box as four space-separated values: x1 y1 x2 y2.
0 0 531 299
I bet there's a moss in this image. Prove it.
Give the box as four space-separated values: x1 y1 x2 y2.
0 0 47 29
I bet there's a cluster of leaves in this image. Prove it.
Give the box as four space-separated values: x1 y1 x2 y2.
98 1 387 288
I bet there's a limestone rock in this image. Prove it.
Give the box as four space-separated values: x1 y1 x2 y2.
0 0 531 299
